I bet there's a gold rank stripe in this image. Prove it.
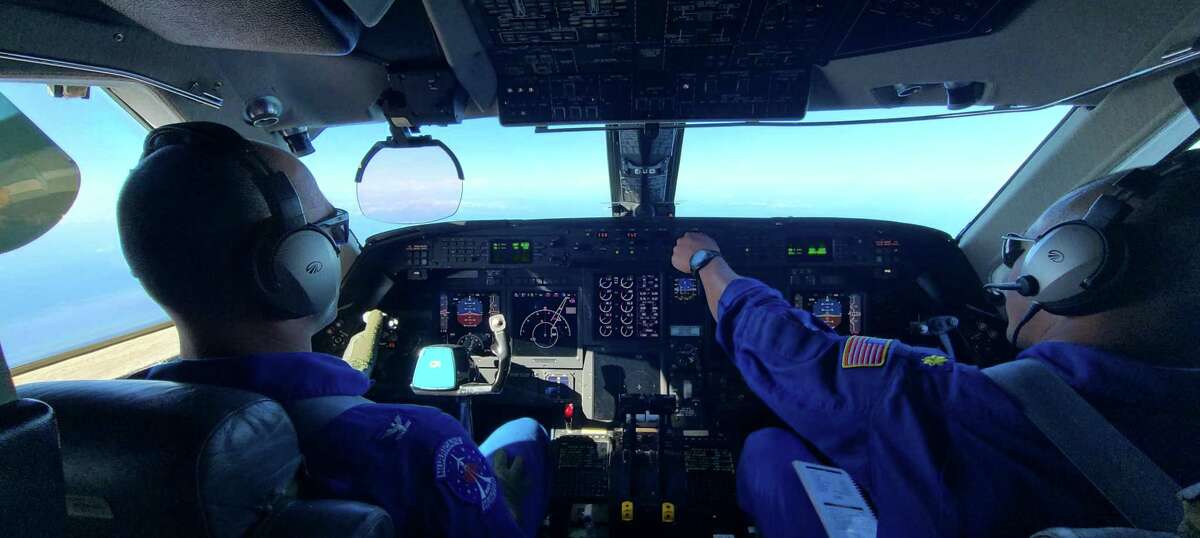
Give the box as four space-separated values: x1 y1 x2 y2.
841 336 893 369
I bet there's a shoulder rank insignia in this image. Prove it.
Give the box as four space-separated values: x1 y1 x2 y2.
841 336 893 369
921 355 949 367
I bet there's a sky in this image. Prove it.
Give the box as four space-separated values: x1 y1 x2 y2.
0 81 1067 367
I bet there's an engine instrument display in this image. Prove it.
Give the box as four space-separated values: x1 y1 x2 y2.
439 292 501 355
794 292 865 335
594 274 661 339
512 290 578 356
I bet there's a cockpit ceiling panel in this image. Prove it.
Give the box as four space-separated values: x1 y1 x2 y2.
464 0 1026 125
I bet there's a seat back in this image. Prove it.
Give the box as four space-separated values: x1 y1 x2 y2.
18 380 393 538
0 345 66 537
0 398 67 537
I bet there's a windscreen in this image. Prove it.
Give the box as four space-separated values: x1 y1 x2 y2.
674 107 1070 234
312 107 1068 240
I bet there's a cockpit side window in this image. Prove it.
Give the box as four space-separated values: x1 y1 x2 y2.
0 82 168 377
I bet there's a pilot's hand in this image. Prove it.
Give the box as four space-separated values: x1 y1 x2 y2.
490 450 528 523
673 232 721 273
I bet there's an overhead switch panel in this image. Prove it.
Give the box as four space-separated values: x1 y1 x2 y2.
463 0 1026 125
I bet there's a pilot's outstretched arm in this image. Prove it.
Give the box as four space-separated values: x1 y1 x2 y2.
673 233 999 533
673 233 956 432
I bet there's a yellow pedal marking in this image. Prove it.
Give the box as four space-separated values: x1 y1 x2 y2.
621 501 634 521
661 502 675 523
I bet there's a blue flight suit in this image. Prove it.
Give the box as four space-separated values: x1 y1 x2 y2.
718 278 1200 537
144 353 549 538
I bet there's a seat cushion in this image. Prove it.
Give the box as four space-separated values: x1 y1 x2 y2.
257 499 395 538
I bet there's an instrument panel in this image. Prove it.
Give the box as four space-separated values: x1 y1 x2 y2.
317 217 1009 534
326 217 1009 430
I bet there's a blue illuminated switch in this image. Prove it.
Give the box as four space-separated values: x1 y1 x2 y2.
411 345 472 392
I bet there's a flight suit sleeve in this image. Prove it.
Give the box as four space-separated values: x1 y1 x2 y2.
715 278 958 464
349 405 528 538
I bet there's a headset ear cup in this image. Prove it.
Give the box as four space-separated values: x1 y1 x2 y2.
268 228 341 319
1022 222 1108 315
1049 226 1131 316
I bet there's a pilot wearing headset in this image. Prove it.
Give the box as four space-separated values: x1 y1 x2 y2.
672 151 1200 537
118 122 548 537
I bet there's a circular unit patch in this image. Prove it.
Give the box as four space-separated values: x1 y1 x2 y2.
435 437 498 510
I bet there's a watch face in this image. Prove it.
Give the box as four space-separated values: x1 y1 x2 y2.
690 250 714 273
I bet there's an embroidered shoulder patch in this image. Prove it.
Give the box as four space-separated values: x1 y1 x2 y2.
921 355 949 367
841 336 893 369
435 437 498 510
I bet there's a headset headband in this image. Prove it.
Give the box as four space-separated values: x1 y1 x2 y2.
141 123 307 233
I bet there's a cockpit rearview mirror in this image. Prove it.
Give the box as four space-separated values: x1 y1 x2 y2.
354 133 464 224
0 93 80 255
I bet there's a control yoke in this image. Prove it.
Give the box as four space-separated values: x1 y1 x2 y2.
411 314 511 396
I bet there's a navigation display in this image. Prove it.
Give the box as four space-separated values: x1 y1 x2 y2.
438 292 501 355
793 292 864 336
594 274 661 339
512 290 578 356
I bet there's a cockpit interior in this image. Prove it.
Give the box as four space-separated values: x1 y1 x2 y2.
3 1 1200 537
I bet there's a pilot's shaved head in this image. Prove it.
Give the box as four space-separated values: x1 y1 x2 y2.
118 123 332 327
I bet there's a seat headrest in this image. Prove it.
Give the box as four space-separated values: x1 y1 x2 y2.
19 380 301 537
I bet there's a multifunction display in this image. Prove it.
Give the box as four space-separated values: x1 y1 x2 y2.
513 290 578 356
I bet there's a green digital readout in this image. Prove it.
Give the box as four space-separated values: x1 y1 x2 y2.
787 238 832 260
489 240 533 264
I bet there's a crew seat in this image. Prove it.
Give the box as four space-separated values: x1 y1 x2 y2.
17 380 394 538
0 354 66 537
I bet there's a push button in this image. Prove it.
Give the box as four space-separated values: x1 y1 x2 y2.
661 502 675 523
620 501 634 521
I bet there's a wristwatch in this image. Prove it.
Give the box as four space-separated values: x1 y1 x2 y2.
689 249 723 275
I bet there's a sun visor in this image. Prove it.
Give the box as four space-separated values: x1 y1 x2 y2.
98 0 367 55
0 92 80 255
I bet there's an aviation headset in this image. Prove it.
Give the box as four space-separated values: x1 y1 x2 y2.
138 122 341 321
987 154 1196 323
